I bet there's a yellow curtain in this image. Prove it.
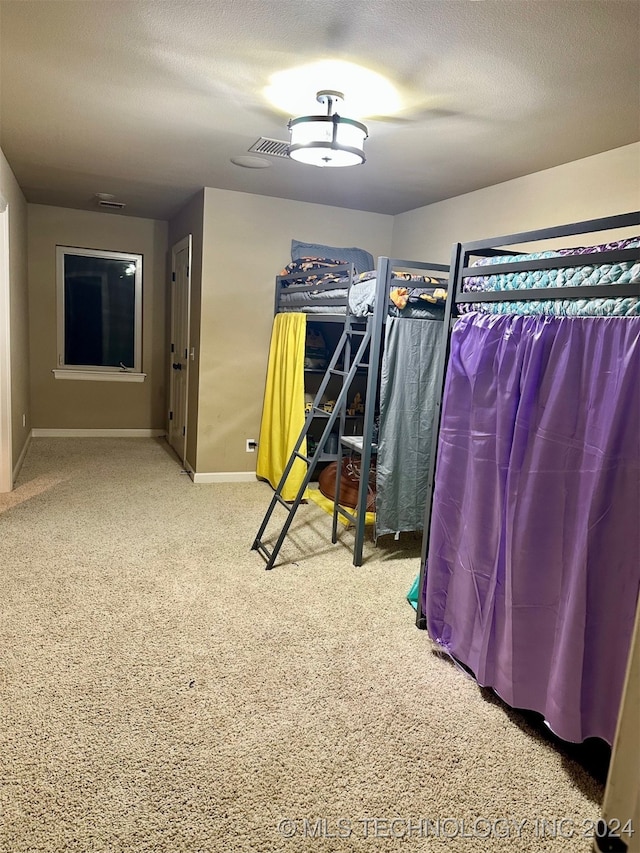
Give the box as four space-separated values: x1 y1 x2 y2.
256 313 308 501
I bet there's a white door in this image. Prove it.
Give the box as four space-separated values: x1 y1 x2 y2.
0 198 12 493
168 236 191 466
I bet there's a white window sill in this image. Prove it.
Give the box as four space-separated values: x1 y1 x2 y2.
52 369 146 383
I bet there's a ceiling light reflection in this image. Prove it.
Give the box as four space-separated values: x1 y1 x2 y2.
265 60 401 119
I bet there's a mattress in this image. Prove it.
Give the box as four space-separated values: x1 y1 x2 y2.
278 287 349 313
460 237 640 316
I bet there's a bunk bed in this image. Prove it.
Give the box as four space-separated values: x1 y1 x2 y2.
275 257 447 320
417 211 640 746
257 252 449 562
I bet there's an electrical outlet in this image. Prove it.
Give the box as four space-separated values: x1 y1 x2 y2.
246 439 257 452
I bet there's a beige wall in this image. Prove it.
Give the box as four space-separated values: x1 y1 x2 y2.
0 147 29 469
391 143 640 263
193 188 393 474
17 143 637 468
28 205 168 429
167 190 204 471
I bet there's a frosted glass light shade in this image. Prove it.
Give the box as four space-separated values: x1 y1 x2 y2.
288 114 367 167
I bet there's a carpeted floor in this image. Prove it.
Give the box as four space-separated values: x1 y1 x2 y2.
0 438 607 852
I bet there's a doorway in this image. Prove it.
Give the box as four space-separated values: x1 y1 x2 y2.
168 235 192 467
0 198 12 493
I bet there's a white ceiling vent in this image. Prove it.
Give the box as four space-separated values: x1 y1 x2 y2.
248 137 290 158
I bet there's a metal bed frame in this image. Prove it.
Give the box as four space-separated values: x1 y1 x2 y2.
416 209 640 629
254 255 449 569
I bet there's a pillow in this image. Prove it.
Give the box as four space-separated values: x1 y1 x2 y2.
291 239 374 275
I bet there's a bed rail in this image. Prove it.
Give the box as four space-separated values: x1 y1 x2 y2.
274 262 355 315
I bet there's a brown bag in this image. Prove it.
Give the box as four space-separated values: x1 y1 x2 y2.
318 456 376 512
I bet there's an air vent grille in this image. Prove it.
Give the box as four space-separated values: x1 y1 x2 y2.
98 200 126 210
248 137 290 158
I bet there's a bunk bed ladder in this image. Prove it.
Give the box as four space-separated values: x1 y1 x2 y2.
331 257 391 567
251 312 373 570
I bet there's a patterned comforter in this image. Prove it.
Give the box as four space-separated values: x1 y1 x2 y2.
348 271 446 319
278 258 447 319
461 237 640 316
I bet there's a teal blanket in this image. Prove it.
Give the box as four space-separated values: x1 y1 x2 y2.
462 237 639 316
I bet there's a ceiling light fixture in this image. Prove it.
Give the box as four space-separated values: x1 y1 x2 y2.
287 90 368 168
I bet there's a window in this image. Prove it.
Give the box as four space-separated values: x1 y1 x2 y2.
56 246 143 376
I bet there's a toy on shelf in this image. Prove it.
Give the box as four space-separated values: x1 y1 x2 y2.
347 393 364 416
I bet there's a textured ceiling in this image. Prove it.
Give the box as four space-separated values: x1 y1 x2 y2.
0 0 639 220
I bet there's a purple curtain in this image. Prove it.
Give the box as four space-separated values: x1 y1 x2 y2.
424 312 640 744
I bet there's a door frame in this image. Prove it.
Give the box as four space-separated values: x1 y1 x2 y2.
0 198 12 493
168 234 192 468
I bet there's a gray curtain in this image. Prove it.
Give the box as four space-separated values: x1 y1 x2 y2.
376 316 443 538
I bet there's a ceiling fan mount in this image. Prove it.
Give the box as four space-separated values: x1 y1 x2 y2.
315 90 344 112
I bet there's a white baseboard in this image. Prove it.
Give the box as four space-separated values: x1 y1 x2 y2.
191 471 258 484
12 432 31 483
31 428 166 438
